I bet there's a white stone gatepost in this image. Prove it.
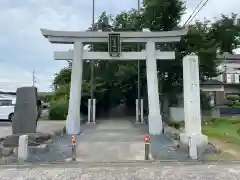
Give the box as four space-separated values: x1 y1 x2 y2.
136 99 144 123
88 98 96 123
66 41 83 135
180 55 208 146
146 41 162 135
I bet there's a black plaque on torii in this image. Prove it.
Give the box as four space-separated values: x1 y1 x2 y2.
108 33 121 57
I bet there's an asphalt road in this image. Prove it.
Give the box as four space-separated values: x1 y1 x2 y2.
0 162 240 179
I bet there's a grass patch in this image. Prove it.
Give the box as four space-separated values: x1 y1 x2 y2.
206 152 234 161
206 155 222 161
203 117 240 146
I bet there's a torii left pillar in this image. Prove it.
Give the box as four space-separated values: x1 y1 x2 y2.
146 41 163 135
66 41 83 135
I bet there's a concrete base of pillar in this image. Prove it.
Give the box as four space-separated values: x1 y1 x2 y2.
87 122 96 124
148 114 163 135
180 133 208 146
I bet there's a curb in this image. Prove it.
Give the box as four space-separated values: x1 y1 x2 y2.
0 147 14 157
0 126 66 159
29 127 66 154
2 159 240 168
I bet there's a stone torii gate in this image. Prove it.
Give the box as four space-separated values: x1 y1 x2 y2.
41 29 208 146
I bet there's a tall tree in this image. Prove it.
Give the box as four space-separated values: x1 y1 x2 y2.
209 13 240 53
142 0 186 31
51 0 240 117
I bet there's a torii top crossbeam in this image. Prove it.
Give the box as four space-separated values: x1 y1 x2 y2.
40 29 187 44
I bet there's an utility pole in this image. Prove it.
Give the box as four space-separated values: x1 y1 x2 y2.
137 0 142 123
89 0 95 122
90 0 95 101
32 70 36 87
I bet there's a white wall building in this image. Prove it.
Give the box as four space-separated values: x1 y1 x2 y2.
215 53 240 85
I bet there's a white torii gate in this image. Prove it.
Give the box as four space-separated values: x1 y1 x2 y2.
41 29 208 146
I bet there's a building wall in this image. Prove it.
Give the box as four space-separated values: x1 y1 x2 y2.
0 94 16 99
224 86 240 94
216 62 240 84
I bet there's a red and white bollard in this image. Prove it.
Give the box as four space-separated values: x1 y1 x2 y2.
72 136 77 161
144 135 150 160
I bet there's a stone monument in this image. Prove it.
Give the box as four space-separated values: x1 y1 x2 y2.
4 87 39 147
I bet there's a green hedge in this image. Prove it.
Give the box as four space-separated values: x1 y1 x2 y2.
49 98 68 120
226 95 240 101
234 102 240 107
224 100 240 107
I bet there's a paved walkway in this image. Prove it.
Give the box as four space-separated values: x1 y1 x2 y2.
76 119 149 162
26 119 149 163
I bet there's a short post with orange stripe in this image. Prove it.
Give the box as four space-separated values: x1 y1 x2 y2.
72 136 77 161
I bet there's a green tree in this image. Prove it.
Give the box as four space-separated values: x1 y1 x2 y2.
142 0 186 31
53 68 71 90
209 13 240 53
51 0 240 119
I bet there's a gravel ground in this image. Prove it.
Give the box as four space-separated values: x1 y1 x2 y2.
0 162 240 179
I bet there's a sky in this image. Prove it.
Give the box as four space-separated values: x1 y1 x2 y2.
0 0 239 92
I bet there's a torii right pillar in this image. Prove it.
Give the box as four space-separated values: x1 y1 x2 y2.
180 54 208 146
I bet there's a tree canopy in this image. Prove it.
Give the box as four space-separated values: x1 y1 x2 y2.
51 0 240 117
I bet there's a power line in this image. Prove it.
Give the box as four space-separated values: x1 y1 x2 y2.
186 0 209 26
183 0 205 26
183 0 209 26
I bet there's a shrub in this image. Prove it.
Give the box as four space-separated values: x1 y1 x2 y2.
224 100 234 107
234 102 240 107
226 95 240 101
200 91 212 110
167 121 184 129
224 100 240 107
237 128 240 135
49 98 68 120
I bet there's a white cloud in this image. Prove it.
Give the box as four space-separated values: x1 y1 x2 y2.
0 0 239 92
